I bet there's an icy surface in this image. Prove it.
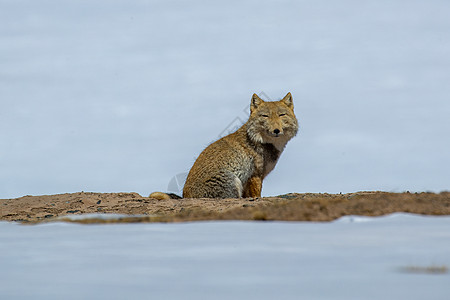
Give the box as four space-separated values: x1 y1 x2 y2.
1 0 450 199
0 214 449 299
57 213 148 220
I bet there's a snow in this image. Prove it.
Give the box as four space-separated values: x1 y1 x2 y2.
57 213 148 221
1 0 450 199
0 213 449 299
2 4 450 295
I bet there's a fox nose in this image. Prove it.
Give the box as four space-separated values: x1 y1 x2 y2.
273 129 280 135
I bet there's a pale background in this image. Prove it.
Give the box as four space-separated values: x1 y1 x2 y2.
1 0 449 199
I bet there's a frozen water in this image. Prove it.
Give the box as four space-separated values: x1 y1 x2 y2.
1 0 450 198
0 213 449 299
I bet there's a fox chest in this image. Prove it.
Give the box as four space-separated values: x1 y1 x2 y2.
255 143 281 178
263 159 278 178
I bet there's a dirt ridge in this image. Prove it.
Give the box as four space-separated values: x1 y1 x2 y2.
1 191 449 223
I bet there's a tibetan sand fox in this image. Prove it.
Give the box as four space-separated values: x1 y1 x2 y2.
151 92 298 199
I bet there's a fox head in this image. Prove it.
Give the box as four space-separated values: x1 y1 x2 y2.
246 92 299 149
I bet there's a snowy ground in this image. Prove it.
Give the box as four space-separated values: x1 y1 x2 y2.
2 3 449 296
0 213 449 300
1 0 450 199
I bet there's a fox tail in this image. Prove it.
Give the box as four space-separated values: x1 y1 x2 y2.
149 192 182 200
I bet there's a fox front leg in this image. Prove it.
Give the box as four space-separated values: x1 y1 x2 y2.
243 176 262 198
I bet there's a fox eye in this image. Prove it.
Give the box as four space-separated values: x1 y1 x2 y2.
279 113 286 117
261 114 269 117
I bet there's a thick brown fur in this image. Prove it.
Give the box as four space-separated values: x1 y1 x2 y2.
150 93 298 199
181 92 298 198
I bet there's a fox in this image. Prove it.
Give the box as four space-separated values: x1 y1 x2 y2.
150 92 298 199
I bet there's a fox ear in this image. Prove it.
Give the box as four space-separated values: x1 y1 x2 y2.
251 93 264 113
281 92 294 109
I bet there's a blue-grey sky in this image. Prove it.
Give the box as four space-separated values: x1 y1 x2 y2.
1 0 449 199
